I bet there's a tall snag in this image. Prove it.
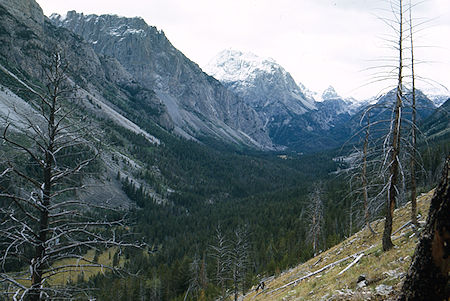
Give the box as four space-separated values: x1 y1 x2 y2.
408 0 418 228
382 0 404 252
0 53 145 300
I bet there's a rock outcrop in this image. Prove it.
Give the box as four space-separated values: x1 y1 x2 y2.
205 49 316 135
51 13 273 148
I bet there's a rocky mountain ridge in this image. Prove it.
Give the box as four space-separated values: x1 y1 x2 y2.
206 50 363 150
1 0 445 154
205 49 316 125
50 12 273 149
206 49 443 151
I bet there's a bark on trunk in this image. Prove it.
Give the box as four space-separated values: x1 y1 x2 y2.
409 3 418 228
398 155 450 300
383 0 403 252
30 76 57 301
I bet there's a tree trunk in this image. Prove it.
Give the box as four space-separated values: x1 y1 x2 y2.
398 155 450 300
234 269 238 301
409 2 418 228
383 0 403 252
30 71 57 301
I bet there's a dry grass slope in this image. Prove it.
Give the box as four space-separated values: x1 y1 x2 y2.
244 190 434 301
14 247 126 289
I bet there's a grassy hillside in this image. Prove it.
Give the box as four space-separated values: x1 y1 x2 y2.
245 190 434 301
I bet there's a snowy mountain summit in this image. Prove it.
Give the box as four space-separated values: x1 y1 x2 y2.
205 49 278 83
321 85 340 101
205 49 316 118
318 85 361 115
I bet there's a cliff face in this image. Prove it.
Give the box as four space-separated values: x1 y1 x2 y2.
205 50 317 140
0 1 173 131
51 12 273 148
0 0 44 26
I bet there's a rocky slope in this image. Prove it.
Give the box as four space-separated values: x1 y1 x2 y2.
205 50 362 151
0 0 176 206
244 190 434 301
50 13 273 149
421 97 450 140
205 49 317 148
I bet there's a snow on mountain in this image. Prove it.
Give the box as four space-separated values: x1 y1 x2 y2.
205 49 317 137
314 85 362 115
205 50 276 83
430 95 450 107
297 82 318 104
421 87 450 107
205 49 316 113
321 85 340 101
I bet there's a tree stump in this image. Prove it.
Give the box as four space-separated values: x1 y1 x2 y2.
398 155 450 300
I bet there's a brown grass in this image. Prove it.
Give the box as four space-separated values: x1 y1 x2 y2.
47 247 125 285
244 189 434 301
15 247 126 288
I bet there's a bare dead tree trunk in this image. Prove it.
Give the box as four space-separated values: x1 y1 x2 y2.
382 0 403 252
30 54 61 301
398 155 450 300
210 225 230 300
0 52 146 300
409 1 418 228
348 200 353 238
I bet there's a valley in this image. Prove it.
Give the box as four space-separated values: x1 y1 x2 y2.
0 0 449 300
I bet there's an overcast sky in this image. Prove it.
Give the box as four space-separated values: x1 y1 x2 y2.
36 0 450 100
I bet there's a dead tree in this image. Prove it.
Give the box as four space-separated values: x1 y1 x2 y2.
362 113 374 233
230 225 250 301
307 183 324 255
357 108 384 234
209 224 230 300
188 253 203 300
408 0 419 229
398 155 450 300
0 53 145 300
382 0 405 252
344 105 389 237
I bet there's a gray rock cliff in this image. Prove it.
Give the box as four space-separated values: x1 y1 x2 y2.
51 12 272 148
205 50 316 136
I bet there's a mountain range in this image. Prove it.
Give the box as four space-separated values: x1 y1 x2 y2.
49 11 445 152
0 0 447 232
50 11 273 149
0 1 449 300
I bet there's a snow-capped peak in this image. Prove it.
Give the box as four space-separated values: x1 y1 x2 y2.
204 49 280 83
420 86 450 107
297 82 319 103
321 86 340 101
204 49 317 115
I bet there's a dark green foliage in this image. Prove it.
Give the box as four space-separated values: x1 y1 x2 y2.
1 8 447 297
87 119 361 300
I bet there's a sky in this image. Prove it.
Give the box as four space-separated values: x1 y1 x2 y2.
36 0 450 100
